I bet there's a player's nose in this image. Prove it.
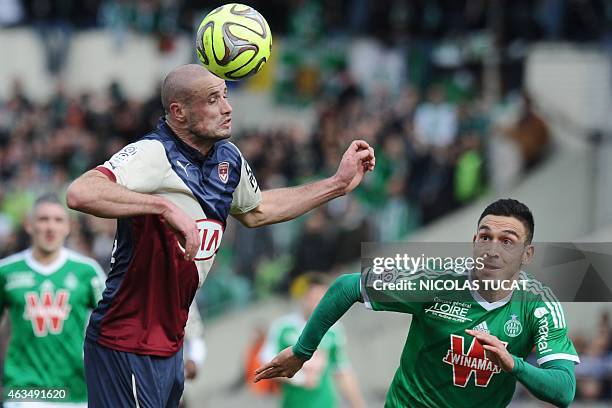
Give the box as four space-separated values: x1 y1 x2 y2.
221 97 232 114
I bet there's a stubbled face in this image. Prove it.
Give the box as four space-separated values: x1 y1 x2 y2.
26 202 70 255
186 76 233 141
302 284 328 318
472 215 533 282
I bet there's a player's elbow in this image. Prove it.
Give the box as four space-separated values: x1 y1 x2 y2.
66 175 97 211
554 371 576 408
235 207 267 228
555 391 574 408
66 181 85 210
558 380 576 407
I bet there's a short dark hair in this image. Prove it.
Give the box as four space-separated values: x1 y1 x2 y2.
478 199 534 243
34 193 64 208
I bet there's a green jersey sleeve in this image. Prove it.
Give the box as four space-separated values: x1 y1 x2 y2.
527 284 580 366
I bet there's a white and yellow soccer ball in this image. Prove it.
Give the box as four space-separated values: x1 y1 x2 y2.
196 3 272 81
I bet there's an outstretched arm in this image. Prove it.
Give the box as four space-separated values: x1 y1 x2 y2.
67 170 200 260
465 329 576 407
254 273 362 381
233 141 374 228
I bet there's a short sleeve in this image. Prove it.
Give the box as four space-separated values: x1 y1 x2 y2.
97 139 169 193
529 300 580 366
230 154 262 214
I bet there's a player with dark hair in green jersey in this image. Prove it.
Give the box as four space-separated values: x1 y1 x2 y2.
0 194 105 407
255 199 579 408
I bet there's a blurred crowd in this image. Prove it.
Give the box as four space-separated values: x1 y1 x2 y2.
1 0 610 74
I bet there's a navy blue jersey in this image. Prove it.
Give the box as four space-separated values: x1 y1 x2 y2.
88 118 261 356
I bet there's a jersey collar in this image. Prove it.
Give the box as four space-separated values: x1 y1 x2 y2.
157 117 214 166
25 247 68 276
468 268 515 311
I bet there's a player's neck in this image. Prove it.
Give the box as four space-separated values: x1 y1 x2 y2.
31 247 62 266
477 288 512 303
181 134 214 157
166 120 214 156
476 271 521 303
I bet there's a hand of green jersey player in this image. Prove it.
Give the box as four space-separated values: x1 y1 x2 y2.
253 346 307 382
465 329 515 372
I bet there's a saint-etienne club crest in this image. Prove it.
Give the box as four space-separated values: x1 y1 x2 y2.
218 161 229 184
504 314 523 338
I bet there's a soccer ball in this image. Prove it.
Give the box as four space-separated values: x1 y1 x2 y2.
196 3 272 81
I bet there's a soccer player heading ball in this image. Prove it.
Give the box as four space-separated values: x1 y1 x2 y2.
255 199 579 408
66 64 375 407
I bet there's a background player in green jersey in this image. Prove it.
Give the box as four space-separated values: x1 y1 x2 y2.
255 199 579 408
260 273 365 408
0 194 105 407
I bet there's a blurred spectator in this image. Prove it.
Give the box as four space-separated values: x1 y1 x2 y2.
413 85 458 149
99 0 181 52
259 272 366 408
0 0 24 27
489 91 551 192
28 0 75 74
505 92 551 171
574 311 612 401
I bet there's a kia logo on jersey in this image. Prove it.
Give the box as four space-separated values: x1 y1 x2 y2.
218 161 229 184
24 290 71 337
443 334 507 387
177 219 225 261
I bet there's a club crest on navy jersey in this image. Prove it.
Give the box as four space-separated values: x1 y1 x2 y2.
218 161 229 183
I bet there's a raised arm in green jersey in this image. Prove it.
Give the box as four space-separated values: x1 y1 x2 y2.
293 274 361 360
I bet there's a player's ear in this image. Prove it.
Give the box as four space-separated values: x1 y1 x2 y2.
472 234 477 244
521 244 535 266
169 102 186 122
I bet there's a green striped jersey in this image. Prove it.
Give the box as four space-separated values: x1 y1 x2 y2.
361 268 579 408
0 248 105 403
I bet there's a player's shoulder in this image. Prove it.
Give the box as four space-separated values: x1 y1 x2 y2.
107 138 167 167
519 271 568 328
519 271 561 303
64 249 106 278
127 137 167 155
215 141 244 163
0 250 29 272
